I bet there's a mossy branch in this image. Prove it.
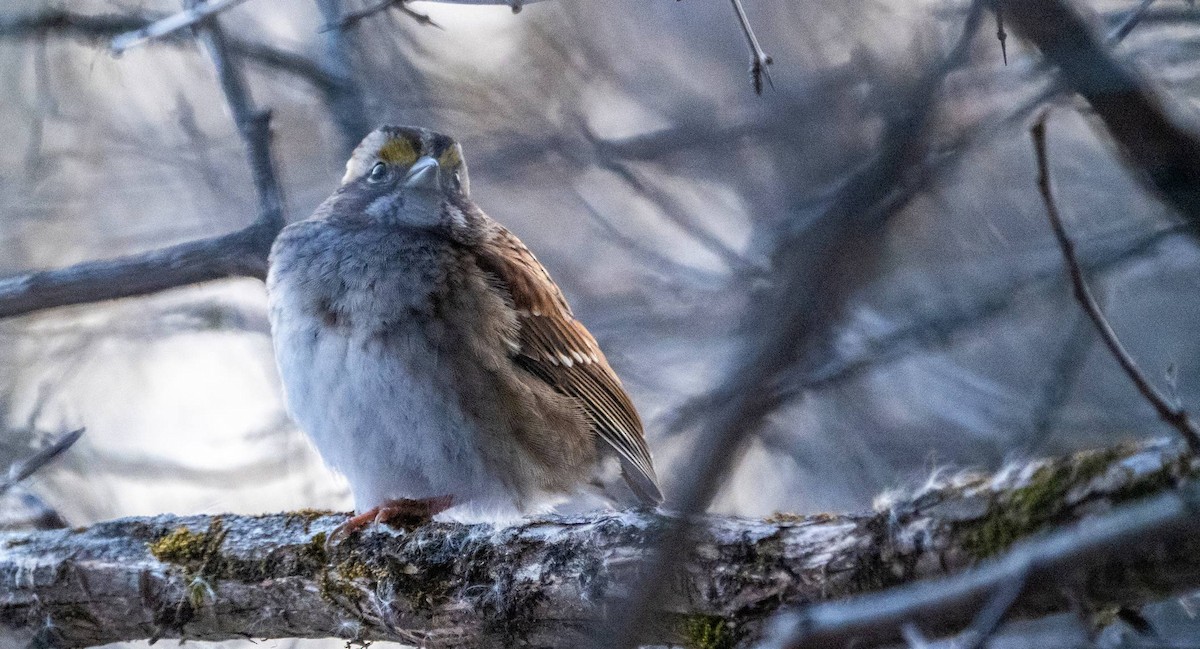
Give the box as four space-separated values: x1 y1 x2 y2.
0 440 1197 648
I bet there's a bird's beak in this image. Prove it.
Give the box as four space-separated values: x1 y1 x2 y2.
404 156 440 190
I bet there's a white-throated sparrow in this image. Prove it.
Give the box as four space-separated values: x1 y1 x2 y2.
267 126 662 533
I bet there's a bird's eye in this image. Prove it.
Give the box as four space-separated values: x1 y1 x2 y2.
367 162 389 184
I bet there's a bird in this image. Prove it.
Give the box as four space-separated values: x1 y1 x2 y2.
266 125 662 536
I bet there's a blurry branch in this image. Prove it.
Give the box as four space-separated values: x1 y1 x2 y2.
758 0 1192 413
0 9 369 149
760 443 1200 649
0 11 342 91
185 0 284 233
1016 311 1094 452
574 193 728 286
612 5 988 648
2 440 1199 647
323 0 444 31
584 141 763 277
110 0 252 54
0 428 83 497
315 0 371 151
1107 0 1158 42
1005 0 1200 232
1032 115 1200 454
0 4 285 319
322 0 546 28
993 0 1007 64
728 0 773 94
769 222 1186 407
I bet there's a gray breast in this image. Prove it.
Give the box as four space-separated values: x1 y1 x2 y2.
266 219 531 513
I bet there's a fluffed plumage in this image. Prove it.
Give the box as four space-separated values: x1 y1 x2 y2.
267 125 661 519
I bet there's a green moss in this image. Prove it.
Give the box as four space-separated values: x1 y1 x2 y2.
304 531 329 564
960 446 1167 558
680 614 738 649
962 464 1065 558
150 518 226 569
285 509 335 532
148 519 230 619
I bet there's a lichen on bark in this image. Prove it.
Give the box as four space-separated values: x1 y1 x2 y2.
0 438 1196 648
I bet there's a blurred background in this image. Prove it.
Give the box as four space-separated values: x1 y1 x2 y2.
2 0 1200 646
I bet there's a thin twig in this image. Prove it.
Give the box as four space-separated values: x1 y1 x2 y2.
322 0 545 31
0 428 84 496
110 0 251 54
1108 0 1159 42
396 4 445 29
1031 113 1200 454
185 0 284 232
993 0 1007 64
728 0 773 94
323 0 443 31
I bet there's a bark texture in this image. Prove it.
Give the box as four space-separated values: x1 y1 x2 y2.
0 439 1196 648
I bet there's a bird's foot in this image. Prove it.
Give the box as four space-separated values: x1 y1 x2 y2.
326 496 454 547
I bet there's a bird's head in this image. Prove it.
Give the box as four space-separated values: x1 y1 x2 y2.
323 125 470 230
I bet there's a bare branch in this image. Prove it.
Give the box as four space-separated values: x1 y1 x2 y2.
314 0 371 151
993 0 1007 64
0 428 83 496
1005 0 1200 233
0 226 275 318
2 440 1198 647
952 563 1030 649
324 0 445 31
1031 114 1200 454
1107 0 1158 43
0 11 345 93
728 0 773 94
186 0 284 232
608 8 1009 646
320 0 545 30
0 1 286 319
762 457 1200 648
110 0 252 54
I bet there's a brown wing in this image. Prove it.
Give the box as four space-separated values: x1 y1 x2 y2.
471 223 663 505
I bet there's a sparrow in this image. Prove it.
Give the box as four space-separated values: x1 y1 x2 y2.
266 126 662 534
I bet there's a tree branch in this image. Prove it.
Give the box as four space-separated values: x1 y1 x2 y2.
0 226 275 318
728 0 772 94
0 439 1196 647
0 2 286 319
110 0 253 54
185 0 284 233
762 447 1200 648
1032 114 1200 454
616 8 988 643
0 11 343 92
1004 0 1200 232
314 0 371 151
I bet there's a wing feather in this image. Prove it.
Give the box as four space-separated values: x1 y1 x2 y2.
470 221 663 504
